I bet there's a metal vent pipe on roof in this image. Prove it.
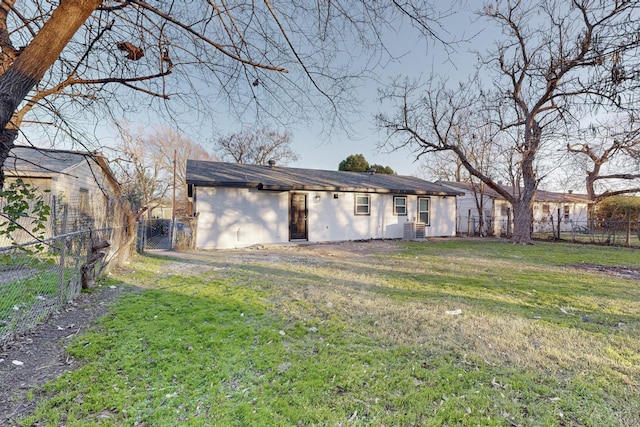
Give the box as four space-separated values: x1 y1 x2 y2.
268 159 276 168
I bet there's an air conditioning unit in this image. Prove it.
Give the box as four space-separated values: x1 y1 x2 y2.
403 222 426 240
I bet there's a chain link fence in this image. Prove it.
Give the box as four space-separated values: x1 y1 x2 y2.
137 216 195 252
458 214 640 247
0 228 115 347
532 219 640 247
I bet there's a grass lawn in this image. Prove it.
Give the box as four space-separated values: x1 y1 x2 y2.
17 239 640 426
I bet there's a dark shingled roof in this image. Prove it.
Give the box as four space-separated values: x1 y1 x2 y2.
4 146 121 197
186 160 461 196
4 146 96 176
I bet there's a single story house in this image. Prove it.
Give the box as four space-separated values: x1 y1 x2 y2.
438 181 593 236
186 160 461 249
2 145 121 240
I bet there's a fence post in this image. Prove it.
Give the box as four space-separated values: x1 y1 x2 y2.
57 204 68 304
137 218 145 253
192 212 199 250
626 207 631 247
170 219 175 251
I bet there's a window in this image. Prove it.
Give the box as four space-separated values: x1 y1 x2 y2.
542 204 550 215
564 205 570 220
394 196 407 216
417 197 430 225
355 194 370 215
79 188 90 215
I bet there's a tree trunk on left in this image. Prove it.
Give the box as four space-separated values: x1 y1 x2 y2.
0 0 100 188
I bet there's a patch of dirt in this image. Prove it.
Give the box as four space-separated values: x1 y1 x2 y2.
0 285 131 425
571 263 640 281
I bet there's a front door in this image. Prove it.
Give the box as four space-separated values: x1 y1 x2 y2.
290 193 308 240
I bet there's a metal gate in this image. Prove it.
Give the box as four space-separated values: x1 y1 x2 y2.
137 217 195 252
138 218 172 251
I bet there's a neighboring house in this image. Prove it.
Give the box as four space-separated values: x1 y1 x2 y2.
2 146 121 240
149 203 173 219
186 160 461 249
438 181 593 236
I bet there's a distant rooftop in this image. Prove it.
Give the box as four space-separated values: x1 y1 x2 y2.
438 181 592 203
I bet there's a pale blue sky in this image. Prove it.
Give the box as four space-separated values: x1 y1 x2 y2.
207 4 486 177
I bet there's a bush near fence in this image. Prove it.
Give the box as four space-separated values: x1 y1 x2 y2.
0 228 117 347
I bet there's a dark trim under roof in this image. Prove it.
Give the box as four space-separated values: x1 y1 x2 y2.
186 160 461 196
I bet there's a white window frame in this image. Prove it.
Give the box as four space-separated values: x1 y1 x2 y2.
355 194 370 215
417 197 430 225
393 196 407 216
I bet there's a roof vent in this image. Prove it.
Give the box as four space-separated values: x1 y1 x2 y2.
268 159 276 168
367 167 376 175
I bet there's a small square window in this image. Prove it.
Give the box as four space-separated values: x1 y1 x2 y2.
394 196 407 216
355 195 370 215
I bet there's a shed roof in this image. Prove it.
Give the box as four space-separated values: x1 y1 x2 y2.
438 181 593 204
4 145 121 196
5 146 97 176
187 160 460 196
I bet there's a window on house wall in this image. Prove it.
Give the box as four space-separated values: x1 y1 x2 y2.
500 204 509 216
393 196 407 216
564 205 570 219
79 188 90 215
417 197 430 225
542 204 550 215
355 194 370 215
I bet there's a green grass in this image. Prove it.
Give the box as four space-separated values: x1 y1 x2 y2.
17 239 640 426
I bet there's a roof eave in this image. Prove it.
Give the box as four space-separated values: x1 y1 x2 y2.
190 180 460 196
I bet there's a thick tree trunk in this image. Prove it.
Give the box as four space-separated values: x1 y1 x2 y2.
0 0 100 188
511 199 534 244
509 118 540 244
0 128 16 187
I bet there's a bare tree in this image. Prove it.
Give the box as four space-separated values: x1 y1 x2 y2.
378 1 640 244
215 128 298 165
112 125 215 217
567 118 640 202
419 151 465 182
0 1 455 189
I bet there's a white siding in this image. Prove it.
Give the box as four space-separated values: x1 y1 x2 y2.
195 187 289 249
194 187 457 249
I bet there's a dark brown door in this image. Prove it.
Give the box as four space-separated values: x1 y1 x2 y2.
290 193 308 240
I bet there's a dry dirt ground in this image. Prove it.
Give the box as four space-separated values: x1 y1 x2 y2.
0 285 131 424
1 239 639 425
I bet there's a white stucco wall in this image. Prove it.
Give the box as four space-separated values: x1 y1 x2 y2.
194 187 290 249
194 187 458 249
